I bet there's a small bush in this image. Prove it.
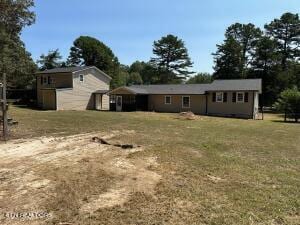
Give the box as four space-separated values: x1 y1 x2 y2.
274 87 300 122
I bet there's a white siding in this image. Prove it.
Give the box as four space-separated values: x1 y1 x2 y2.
102 94 110 110
253 92 259 119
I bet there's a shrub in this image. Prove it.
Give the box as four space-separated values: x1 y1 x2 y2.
274 87 300 122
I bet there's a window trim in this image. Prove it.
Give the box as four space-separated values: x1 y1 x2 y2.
43 77 47 84
216 92 224 103
79 74 84 83
164 96 172 105
237 92 245 103
182 96 191 108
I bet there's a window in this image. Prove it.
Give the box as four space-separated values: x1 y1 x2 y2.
79 74 84 82
223 92 228 102
182 96 190 108
165 96 172 104
244 92 249 102
237 92 245 103
43 77 47 84
216 92 223 103
212 92 216 102
110 95 116 104
232 92 237 102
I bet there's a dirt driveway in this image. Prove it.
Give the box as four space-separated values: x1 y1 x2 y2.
0 130 161 225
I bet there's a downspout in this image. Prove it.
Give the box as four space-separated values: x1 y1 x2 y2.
55 90 58 111
205 93 208 115
94 94 96 110
252 91 255 119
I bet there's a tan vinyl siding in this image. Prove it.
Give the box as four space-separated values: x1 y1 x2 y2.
41 89 56 110
56 68 110 110
207 91 255 118
101 94 110 110
37 73 72 107
148 95 206 114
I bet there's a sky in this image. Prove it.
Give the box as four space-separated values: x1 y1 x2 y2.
21 0 300 74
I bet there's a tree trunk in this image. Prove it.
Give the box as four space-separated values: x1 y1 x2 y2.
284 110 287 122
2 73 8 141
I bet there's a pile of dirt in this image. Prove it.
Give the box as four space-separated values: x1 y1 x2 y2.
179 111 198 120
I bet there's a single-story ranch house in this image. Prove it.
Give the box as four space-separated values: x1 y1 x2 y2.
36 66 111 110
109 79 262 119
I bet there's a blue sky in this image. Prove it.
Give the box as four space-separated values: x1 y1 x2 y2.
21 0 300 74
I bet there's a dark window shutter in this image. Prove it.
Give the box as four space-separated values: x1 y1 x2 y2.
232 92 236 103
223 93 227 102
40 77 43 85
245 92 249 102
212 93 216 102
48 76 51 84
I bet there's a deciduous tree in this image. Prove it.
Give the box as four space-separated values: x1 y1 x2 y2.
274 87 300 122
67 36 122 88
0 0 37 88
186 73 212 84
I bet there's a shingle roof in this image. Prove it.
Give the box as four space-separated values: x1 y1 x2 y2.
114 79 262 95
36 66 93 74
93 90 110 94
129 84 210 95
208 79 262 93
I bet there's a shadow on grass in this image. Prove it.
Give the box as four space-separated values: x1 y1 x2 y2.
271 120 300 124
12 104 44 111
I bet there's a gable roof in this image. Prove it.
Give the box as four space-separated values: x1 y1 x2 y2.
208 79 262 92
36 66 93 74
36 66 112 80
109 79 262 95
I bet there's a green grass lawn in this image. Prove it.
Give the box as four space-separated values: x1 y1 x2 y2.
5 106 300 224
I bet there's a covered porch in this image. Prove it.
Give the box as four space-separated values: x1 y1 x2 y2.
108 87 148 112
93 90 110 111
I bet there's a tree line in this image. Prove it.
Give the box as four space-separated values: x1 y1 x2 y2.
1 0 299 107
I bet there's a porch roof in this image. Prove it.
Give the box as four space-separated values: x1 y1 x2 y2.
93 90 110 94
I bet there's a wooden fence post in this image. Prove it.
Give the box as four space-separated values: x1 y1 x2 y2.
2 73 8 141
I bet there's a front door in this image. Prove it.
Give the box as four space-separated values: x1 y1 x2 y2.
95 94 102 110
116 96 122 112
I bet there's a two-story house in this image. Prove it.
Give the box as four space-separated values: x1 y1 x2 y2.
36 66 111 110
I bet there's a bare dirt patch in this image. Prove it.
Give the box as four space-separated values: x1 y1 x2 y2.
0 130 161 225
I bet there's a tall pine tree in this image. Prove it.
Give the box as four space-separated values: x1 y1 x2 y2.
265 12 300 70
150 34 193 84
213 23 262 79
